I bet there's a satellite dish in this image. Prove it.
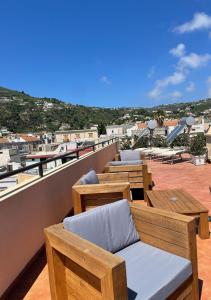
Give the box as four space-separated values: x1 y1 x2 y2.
186 116 195 126
147 120 157 130
179 117 186 126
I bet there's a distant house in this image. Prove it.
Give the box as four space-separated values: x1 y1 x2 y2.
106 125 125 137
136 122 147 129
0 134 41 153
55 129 98 143
163 119 179 134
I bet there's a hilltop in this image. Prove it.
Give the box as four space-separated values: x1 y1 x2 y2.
0 86 211 133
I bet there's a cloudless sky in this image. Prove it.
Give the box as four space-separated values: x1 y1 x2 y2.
0 0 211 107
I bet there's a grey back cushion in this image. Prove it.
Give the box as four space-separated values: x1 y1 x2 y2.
108 160 143 166
64 199 139 253
120 150 140 161
79 169 99 185
116 241 192 300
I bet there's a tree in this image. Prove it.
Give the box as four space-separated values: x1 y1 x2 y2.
98 123 106 135
153 109 166 127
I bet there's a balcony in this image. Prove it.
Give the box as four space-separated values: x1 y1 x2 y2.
1 143 211 299
0 141 118 299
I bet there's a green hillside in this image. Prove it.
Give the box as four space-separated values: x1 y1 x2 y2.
0 86 211 133
0 87 128 132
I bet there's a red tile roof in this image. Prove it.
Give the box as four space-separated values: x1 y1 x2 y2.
137 122 147 129
19 135 40 142
0 137 9 144
163 119 178 127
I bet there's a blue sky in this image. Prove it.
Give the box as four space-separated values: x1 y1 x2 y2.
1 0 211 107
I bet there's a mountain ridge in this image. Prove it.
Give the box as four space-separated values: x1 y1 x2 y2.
0 86 211 133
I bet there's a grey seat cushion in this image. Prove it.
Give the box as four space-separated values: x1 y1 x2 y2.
108 160 143 166
64 199 139 253
115 242 192 300
120 150 140 161
79 169 99 185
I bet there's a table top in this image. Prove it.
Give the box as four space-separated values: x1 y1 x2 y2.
146 189 208 214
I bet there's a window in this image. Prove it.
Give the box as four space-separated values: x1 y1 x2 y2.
63 134 69 142
88 133 93 138
75 134 80 139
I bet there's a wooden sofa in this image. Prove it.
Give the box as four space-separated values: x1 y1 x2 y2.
72 172 131 214
104 161 153 202
45 202 198 300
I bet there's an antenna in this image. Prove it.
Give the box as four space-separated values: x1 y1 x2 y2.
147 120 157 130
147 120 157 148
186 116 195 126
186 116 195 134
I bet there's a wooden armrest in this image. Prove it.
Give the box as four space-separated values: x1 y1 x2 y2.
73 183 131 214
45 224 127 299
130 204 198 298
73 182 130 195
97 172 129 183
130 204 195 258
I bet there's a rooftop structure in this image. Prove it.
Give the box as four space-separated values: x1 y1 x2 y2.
0 140 211 299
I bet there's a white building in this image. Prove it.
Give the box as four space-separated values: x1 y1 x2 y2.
55 129 98 143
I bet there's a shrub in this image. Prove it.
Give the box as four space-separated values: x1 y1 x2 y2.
120 137 132 150
152 135 167 147
171 133 190 147
133 135 149 148
189 133 206 156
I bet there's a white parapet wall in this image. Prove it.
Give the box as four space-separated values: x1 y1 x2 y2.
0 142 118 297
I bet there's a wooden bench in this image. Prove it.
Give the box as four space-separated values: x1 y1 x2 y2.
72 172 131 214
104 162 153 202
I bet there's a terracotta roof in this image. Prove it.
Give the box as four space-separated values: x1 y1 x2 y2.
0 137 9 144
137 122 147 129
19 135 40 142
163 120 178 127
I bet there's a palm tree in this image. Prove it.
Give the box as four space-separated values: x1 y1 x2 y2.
153 109 166 127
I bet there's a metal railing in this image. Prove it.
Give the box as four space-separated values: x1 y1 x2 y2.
0 138 118 181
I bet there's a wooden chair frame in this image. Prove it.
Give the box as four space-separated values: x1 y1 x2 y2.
104 162 153 202
72 172 131 214
114 151 145 161
45 204 198 300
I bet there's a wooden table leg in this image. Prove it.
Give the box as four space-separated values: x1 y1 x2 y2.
198 212 210 239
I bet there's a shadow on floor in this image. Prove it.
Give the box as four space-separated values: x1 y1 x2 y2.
5 248 47 300
199 279 203 299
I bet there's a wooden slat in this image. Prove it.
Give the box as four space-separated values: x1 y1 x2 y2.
130 182 143 188
167 276 193 299
131 205 193 234
106 164 143 173
83 192 122 201
97 172 129 183
65 257 102 299
135 220 189 249
129 171 143 177
83 196 124 208
129 176 143 183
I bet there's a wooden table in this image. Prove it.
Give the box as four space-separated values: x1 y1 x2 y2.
146 189 210 239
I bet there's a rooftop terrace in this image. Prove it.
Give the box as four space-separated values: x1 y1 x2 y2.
2 148 211 299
